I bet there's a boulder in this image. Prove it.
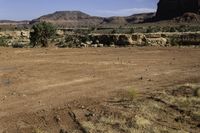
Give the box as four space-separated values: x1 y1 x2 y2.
97 44 104 47
146 37 167 46
91 44 98 48
80 43 88 47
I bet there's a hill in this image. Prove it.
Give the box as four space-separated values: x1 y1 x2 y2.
0 20 29 25
30 11 155 27
30 11 104 27
103 13 155 25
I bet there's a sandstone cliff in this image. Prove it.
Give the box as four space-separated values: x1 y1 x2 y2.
156 0 200 20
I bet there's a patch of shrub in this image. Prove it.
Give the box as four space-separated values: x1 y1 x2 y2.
146 26 153 33
30 22 56 47
111 29 117 34
12 43 24 48
129 28 135 34
0 37 9 47
127 88 138 100
57 35 84 48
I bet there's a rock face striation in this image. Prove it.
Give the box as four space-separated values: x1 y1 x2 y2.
156 0 200 20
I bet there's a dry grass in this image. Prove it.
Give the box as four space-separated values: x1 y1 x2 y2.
32 128 47 133
126 87 139 100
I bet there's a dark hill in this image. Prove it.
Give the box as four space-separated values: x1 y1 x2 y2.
30 11 104 27
30 11 155 27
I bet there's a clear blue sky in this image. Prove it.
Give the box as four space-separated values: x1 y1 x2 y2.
0 0 158 20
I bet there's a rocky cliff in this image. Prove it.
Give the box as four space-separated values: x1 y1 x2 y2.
156 0 200 20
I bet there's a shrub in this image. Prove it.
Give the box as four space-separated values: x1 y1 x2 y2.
169 27 176 32
129 28 135 34
146 26 153 33
127 88 138 100
57 35 83 48
30 22 56 47
12 43 24 48
111 29 117 34
0 37 8 47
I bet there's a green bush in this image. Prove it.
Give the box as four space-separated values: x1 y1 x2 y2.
111 29 117 34
30 22 56 47
169 27 176 32
0 37 9 47
146 26 153 33
129 28 135 34
12 43 24 48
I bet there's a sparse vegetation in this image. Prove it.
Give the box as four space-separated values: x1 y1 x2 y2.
146 26 153 33
32 128 47 133
127 88 138 100
129 27 135 34
111 29 117 34
0 37 9 47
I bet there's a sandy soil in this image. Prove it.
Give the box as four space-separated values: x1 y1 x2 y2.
0 47 200 133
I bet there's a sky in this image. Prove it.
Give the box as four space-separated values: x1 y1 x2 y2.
0 0 158 20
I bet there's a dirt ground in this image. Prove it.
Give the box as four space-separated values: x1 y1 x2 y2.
0 47 200 133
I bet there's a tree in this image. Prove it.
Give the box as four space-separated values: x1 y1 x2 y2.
129 28 135 34
111 29 117 34
30 22 56 47
146 26 153 33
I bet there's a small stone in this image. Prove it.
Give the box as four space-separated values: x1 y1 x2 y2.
11 92 16 95
54 115 61 123
2 96 7 100
147 79 152 81
85 111 94 117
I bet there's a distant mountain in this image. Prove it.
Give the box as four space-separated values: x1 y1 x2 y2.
30 11 104 27
1 0 200 28
30 11 155 27
0 20 29 25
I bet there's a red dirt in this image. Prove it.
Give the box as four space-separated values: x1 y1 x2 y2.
0 47 200 133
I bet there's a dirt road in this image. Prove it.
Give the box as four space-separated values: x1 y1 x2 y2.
0 47 200 133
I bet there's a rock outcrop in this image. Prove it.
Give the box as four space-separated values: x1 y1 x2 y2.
56 32 200 48
0 30 30 47
156 0 200 20
1 29 200 47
